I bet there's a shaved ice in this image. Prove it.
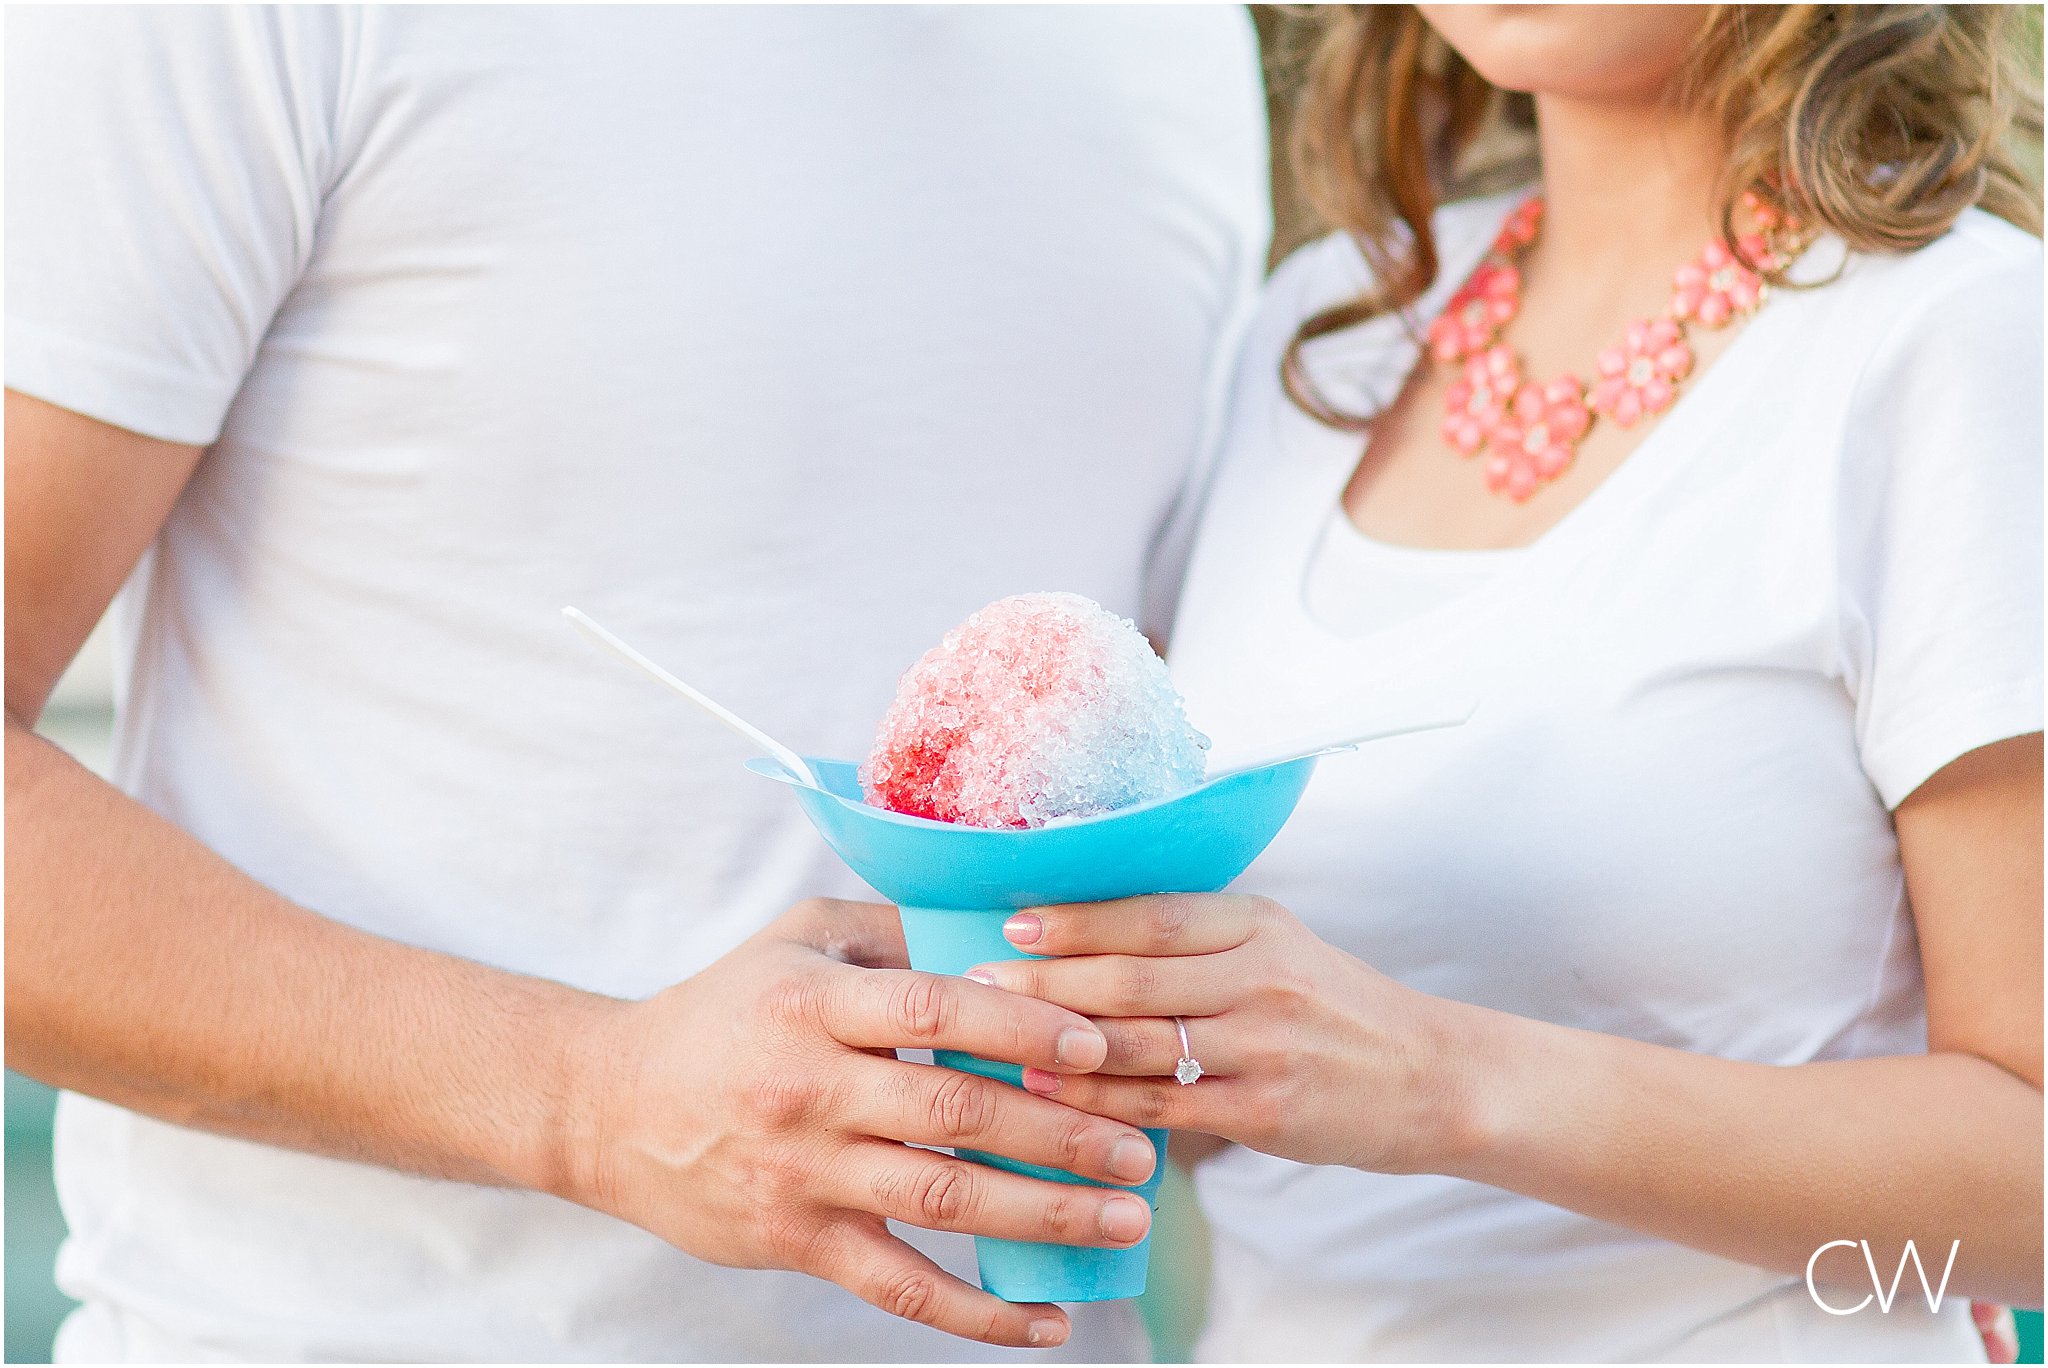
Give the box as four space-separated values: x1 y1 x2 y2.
859 593 1209 828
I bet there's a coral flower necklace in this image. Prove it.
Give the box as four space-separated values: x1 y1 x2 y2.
1428 192 1807 503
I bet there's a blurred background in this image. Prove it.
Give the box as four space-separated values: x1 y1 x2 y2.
7 6 2044 1363
10 620 115 1364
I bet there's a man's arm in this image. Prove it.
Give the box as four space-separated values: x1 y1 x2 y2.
7 389 589 1186
5 391 1156 1348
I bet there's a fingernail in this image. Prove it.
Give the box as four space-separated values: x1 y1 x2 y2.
964 968 997 987
1098 1195 1150 1244
1022 1067 1063 1095
1003 913 1043 945
1055 1026 1105 1070
1027 1317 1066 1346
1107 1135 1155 1184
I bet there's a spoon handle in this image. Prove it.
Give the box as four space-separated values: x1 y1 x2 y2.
562 606 819 788
1203 696 1479 780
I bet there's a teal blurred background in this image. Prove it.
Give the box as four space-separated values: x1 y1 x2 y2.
7 1074 79 1364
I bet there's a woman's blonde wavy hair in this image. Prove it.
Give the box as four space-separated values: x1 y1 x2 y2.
1276 5 2045 429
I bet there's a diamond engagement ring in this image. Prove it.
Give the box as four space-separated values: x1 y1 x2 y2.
1173 1016 1204 1085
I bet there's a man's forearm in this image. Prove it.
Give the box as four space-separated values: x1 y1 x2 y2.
5 717 614 1197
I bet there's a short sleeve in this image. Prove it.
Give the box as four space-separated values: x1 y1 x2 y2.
4 6 344 445
1836 234 2045 808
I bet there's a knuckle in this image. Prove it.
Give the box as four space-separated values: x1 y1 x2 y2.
1000 960 1044 997
1271 967 1319 1011
790 896 834 925
868 1154 916 1213
1094 1018 1132 1065
1108 1017 1160 1070
1110 961 1158 1016
740 1073 823 1131
888 974 956 1043
1038 1187 1090 1243
1236 1081 1286 1146
743 1147 810 1207
760 972 825 1032
876 1264 942 1325
1146 896 1197 953
1053 1114 1098 1172
911 1160 977 1227
1253 1072 1302 1132
926 1069 998 1142
1132 1082 1177 1128
779 898 846 949
1250 963 1312 1013
760 1203 823 1266
1248 895 1288 933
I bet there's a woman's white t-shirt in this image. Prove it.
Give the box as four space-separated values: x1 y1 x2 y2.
1167 192 2041 1362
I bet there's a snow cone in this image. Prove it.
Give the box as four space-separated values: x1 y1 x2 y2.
860 593 1211 829
753 594 1318 1303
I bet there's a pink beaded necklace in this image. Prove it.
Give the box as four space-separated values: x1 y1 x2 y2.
1428 192 1807 503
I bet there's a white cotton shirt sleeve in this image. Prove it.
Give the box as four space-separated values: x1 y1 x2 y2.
4 5 341 445
1835 244 2046 809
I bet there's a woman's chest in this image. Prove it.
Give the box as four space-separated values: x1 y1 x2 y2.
1168 431 1911 1058
1339 305 1749 552
1204 656 1907 1063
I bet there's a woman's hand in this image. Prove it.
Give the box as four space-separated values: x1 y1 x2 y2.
971 743 2045 1308
966 893 1473 1174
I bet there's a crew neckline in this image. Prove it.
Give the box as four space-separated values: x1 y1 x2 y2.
1325 508 1527 564
1286 199 1838 651
1306 509 1510 638
1320 196 1836 565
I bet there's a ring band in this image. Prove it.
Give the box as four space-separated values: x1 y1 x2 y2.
1173 1016 1204 1086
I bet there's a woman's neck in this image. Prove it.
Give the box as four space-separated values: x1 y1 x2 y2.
1529 92 1729 274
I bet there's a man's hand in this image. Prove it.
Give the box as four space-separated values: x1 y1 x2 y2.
560 897 1156 1348
5 392 1151 1349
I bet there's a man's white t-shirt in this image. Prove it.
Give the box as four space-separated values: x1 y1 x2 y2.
1167 192 2040 1362
5 7 1269 1361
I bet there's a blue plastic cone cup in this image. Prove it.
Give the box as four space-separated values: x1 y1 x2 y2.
753 754 1318 1303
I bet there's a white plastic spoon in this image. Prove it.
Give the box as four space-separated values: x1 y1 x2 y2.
1201 695 1480 781
561 606 821 789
